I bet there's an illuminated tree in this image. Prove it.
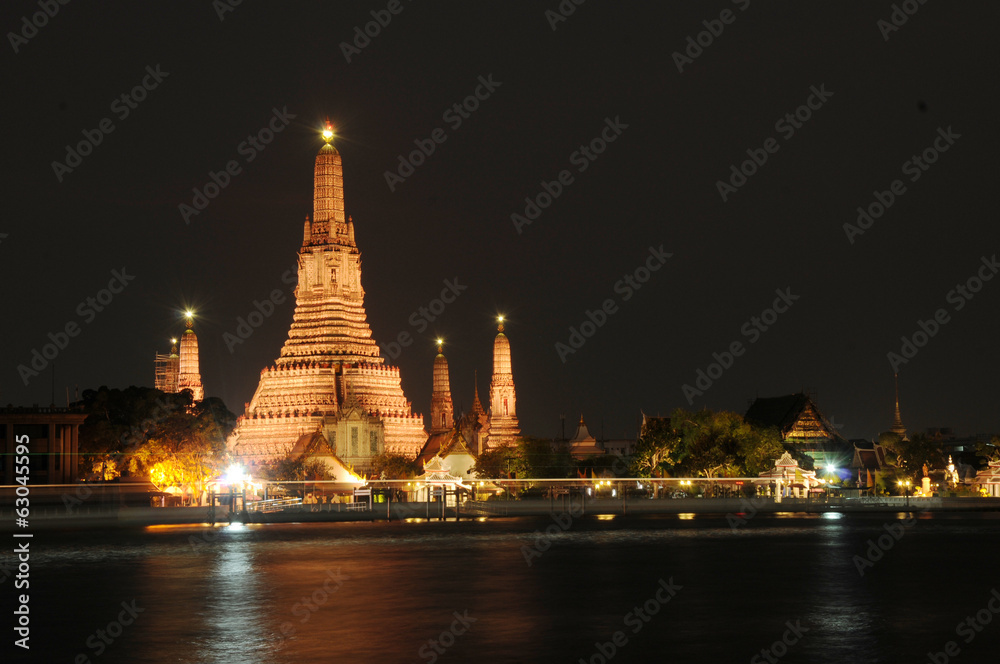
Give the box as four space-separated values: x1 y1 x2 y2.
78 386 236 487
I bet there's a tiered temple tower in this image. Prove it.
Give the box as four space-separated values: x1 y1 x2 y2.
487 316 520 446
227 123 426 469
429 340 454 434
176 314 204 402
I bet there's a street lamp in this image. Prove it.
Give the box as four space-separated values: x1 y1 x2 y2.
898 479 912 507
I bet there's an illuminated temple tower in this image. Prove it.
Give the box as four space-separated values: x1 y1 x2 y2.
429 340 454 434
486 316 520 446
176 313 204 402
228 123 426 469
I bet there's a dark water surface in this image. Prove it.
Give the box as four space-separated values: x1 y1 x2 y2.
6 512 1000 663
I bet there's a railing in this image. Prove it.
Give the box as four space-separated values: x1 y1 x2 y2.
246 498 302 513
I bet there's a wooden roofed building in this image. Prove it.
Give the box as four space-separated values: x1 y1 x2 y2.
744 393 850 470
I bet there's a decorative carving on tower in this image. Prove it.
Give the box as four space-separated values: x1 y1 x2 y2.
227 122 426 469
430 340 454 434
487 316 520 447
176 313 204 402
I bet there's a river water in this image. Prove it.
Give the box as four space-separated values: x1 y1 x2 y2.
6 512 1000 663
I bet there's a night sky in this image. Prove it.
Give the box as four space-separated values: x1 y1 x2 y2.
4 1 998 441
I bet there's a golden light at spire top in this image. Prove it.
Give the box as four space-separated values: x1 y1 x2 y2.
497 315 505 332
436 338 444 353
322 120 334 143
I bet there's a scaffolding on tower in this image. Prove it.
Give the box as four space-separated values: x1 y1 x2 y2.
155 350 179 393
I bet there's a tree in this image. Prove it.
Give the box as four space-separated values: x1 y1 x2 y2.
894 433 947 480
472 445 517 479
471 438 572 480
370 453 420 479
671 409 744 478
630 417 680 478
738 426 785 476
976 435 999 462
77 386 236 487
517 437 574 479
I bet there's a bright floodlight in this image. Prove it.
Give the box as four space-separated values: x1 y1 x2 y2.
223 464 244 485
170 338 177 344
322 122 334 142
436 338 443 346
497 315 504 323
184 310 194 319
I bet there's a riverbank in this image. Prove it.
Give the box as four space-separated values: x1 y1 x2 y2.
5 495 1000 531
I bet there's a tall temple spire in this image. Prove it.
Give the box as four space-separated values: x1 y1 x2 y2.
309 120 347 244
488 315 520 446
227 121 426 467
891 372 906 439
177 312 204 402
430 339 454 433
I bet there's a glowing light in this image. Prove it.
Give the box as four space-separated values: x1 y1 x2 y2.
497 315 504 323
322 121 334 142
222 463 245 485
170 338 177 344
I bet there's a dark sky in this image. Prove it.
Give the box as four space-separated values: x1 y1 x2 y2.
3 1 998 441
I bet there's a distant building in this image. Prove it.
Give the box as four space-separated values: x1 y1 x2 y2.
744 393 850 469
154 313 204 402
567 416 603 460
154 340 179 393
0 406 87 484
176 314 204 402
485 318 520 447
850 439 890 489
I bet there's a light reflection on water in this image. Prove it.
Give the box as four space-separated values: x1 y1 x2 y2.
18 513 1000 664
